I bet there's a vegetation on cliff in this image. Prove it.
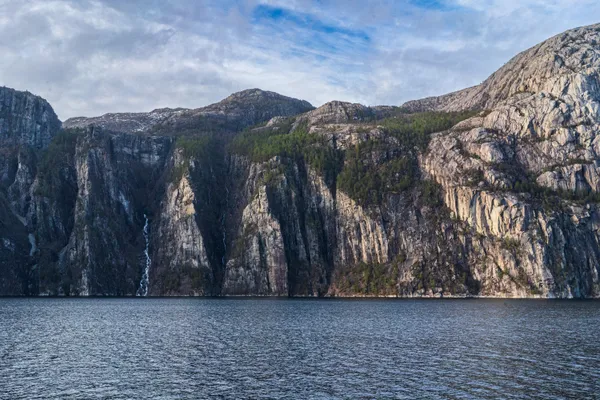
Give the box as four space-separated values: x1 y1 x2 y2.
36 129 79 197
229 110 478 206
338 111 478 206
380 110 479 150
230 120 344 188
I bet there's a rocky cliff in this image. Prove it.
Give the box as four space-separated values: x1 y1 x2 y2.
420 23 600 298
0 87 61 294
1 24 600 298
0 87 61 149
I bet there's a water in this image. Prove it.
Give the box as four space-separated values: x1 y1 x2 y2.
136 214 151 297
1 299 599 399
221 187 229 268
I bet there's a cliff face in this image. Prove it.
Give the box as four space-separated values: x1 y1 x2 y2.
0 87 61 149
1 127 173 296
2 24 600 298
0 89 315 296
221 155 474 298
421 23 600 298
58 131 173 295
0 87 61 294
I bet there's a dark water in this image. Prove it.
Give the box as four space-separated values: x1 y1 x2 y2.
1 299 599 399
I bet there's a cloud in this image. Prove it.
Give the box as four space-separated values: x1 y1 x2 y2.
0 0 598 120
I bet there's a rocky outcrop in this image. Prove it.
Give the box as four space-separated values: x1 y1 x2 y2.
0 87 61 149
302 101 376 125
400 87 478 113
150 150 214 296
198 89 314 128
221 150 474 298
0 88 61 295
219 22 600 298
297 101 398 127
224 158 339 297
53 129 173 295
0 86 316 296
1 127 174 296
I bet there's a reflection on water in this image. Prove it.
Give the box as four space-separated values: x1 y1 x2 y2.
1 298 599 399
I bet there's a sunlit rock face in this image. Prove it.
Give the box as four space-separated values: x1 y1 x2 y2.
422 23 600 298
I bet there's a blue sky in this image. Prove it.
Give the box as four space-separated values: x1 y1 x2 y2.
0 0 599 119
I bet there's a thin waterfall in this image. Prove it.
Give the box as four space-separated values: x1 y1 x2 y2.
136 214 151 297
221 187 229 267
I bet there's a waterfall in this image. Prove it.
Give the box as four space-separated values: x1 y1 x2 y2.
136 214 151 297
221 187 229 267
28 234 37 256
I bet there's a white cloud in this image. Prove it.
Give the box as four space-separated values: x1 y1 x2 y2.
0 0 598 120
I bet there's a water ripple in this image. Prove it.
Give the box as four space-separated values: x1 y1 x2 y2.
1 299 599 399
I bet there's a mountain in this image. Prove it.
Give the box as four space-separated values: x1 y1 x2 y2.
402 23 600 113
63 89 314 134
1 23 600 297
63 108 189 135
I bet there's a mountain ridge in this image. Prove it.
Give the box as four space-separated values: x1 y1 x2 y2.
1 23 600 297
401 22 600 112
62 88 315 134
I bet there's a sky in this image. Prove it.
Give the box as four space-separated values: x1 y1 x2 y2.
0 0 599 120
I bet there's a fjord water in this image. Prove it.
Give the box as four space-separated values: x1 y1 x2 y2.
1 299 598 399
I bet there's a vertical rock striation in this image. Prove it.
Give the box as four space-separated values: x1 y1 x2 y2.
0 87 61 149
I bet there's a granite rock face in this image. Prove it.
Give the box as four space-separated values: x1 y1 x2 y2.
0 87 315 296
0 87 61 149
2 23 600 297
220 121 475 298
402 23 600 113
421 22 600 297
0 88 60 294
220 23 600 298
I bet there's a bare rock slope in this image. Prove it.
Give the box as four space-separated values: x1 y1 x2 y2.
421 23 600 297
403 23 600 113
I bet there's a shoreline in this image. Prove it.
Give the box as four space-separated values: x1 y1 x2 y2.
0 294 596 300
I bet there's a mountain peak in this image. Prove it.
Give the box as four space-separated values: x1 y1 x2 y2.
402 22 600 112
224 88 274 99
63 89 314 134
214 88 314 110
